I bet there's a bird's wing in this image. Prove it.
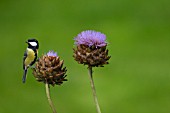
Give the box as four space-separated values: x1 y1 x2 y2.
23 50 27 69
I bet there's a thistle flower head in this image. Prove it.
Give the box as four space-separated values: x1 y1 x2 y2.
73 30 111 67
74 30 107 48
33 50 67 86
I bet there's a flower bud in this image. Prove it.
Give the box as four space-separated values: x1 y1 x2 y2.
32 51 67 86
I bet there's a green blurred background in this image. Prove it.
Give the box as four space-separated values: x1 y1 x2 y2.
0 0 170 113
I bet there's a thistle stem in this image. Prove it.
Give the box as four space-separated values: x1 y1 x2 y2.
88 66 101 113
45 82 57 113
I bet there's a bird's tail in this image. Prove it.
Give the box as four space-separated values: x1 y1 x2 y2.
22 68 28 83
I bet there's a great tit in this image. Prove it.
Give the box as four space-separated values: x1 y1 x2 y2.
23 39 39 83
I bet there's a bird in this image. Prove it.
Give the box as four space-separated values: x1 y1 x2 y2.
23 39 39 83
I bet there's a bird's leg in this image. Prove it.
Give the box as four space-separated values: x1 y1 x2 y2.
29 65 35 69
36 57 40 61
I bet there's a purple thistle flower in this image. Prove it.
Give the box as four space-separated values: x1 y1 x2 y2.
74 30 107 47
47 50 58 57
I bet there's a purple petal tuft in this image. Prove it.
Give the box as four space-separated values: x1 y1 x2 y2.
47 50 58 57
74 30 107 47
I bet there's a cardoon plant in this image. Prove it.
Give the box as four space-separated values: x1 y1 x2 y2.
73 30 110 113
32 50 67 113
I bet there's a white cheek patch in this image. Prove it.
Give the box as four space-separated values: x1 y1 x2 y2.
29 42 37 46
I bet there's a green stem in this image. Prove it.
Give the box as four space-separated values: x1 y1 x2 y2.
88 66 101 113
45 82 57 113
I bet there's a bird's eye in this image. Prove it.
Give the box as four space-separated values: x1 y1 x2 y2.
29 42 37 46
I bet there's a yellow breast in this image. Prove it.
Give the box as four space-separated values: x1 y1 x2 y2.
25 48 35 66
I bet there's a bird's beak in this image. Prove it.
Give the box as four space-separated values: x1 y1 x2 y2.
25 41 28 44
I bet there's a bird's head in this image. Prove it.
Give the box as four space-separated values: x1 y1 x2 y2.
26 39 39 49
